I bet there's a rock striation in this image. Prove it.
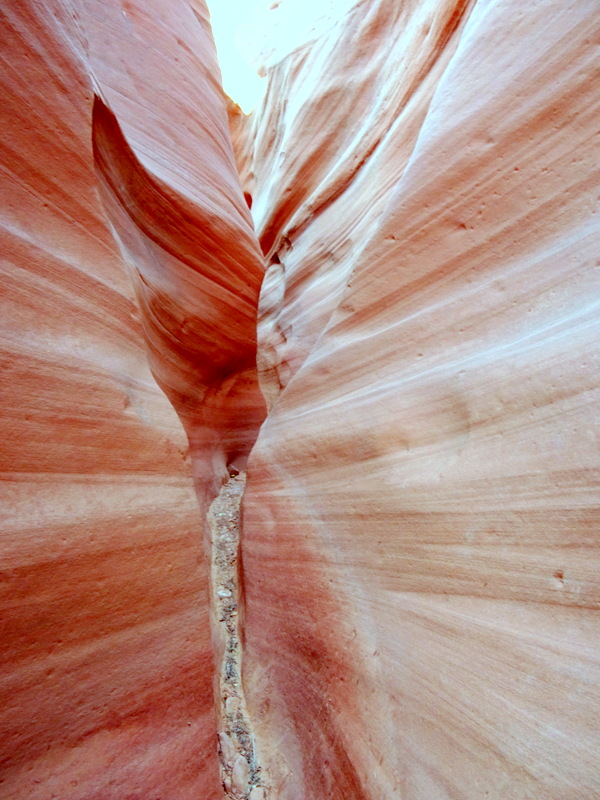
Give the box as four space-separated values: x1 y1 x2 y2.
238 0 600 798
1 0 599 799
1 1 263 798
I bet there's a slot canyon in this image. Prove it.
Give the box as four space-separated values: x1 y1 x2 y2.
0 1 599 798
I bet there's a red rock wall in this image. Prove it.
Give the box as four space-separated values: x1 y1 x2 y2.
240 0 600 797
0 2 263 798
83 0 266 489
1 0 599 798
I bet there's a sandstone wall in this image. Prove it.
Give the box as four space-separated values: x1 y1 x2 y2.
240 1 600 797
1 0 598 799
0 2 263 797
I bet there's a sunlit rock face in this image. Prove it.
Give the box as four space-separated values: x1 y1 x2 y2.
0 1 263 798
240 0 600 797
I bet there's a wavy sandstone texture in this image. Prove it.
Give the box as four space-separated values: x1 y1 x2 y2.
1 1 599 800
239 0 600 798
1 1 262 798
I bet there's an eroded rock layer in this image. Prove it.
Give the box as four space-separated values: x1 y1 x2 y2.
0 1 263 798
1 0 599 799
240 0 600 798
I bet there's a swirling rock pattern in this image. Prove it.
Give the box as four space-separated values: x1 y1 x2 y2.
1 0 599 799
1 1 262 798
240 0 600 798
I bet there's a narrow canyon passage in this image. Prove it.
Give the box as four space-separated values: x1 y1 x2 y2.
208 474 268 800
1 1 599 799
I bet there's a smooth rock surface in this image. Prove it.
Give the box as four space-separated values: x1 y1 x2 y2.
1 0 599 798
240 0 600 797
0 1 263 798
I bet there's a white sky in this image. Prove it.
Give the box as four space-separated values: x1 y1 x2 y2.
204 0 359 113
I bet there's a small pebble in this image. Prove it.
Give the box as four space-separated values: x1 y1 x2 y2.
225 696 239 715
218 731 236 767
231 755 250 798
249 787 267 800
